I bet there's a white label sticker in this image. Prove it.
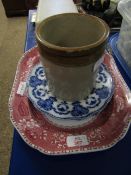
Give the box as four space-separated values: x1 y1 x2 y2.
67 135 89 147
17 82 27 96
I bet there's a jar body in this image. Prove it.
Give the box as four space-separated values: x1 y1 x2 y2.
36 13 109 101
41 55 95 101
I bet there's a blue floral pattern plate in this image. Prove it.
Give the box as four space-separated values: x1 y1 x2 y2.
27 63 114 120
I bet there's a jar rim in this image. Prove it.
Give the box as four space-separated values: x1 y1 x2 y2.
36 13 109 54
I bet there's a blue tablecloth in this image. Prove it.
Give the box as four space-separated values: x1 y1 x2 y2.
9 10 131 175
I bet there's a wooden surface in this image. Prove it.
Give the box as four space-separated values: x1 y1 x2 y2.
2 0 38 17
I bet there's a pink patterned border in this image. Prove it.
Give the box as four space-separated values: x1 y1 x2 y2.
9 46 131 155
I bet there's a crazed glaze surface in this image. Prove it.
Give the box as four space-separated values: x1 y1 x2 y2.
41 57 96 101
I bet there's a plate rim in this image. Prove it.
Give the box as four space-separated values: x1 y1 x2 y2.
8 46 131 156
27 63 115 120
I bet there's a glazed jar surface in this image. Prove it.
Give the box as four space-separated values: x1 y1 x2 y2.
36 13 109 101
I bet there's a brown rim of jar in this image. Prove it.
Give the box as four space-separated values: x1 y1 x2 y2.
36 13 109 66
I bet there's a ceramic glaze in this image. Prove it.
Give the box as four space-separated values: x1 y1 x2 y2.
9 47 131 155
27 63 114 120
36 13 109 101
42 57 95 101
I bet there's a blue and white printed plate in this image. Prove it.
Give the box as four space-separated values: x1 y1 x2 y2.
27 63 114 120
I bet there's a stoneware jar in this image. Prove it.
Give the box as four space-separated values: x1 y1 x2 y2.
36 13 109 101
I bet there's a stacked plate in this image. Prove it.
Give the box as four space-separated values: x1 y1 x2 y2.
9 46 131 155
27 62 114 129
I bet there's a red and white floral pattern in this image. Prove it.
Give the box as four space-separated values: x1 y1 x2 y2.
9 46 131 155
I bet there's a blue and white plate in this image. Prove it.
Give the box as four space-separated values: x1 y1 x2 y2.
27 63 114 120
